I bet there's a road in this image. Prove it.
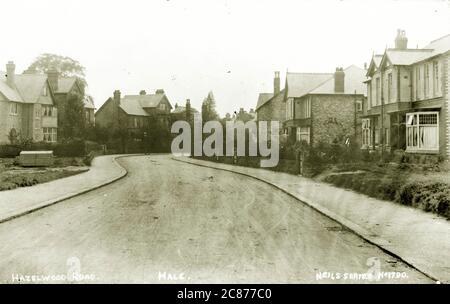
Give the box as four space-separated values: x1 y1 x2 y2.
0 155 432 283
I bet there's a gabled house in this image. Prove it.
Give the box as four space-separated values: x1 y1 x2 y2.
171 99 198 122
362 30 450 158
284 66 367 145
255 71 286 131
0 61 57 143
95 89 173 140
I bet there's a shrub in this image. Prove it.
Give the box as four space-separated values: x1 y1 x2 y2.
0 145 22 158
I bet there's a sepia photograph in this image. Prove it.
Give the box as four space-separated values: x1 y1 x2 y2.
0 0 449 295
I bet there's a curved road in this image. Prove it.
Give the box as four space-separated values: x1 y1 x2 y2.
0 155 431 283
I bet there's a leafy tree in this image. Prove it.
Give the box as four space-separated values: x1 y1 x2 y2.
60 93 85 140
26 53 86 85
201 91 219 122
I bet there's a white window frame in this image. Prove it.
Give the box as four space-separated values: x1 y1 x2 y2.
159 103 166 110
406 112 439 152
361 118 371 147
296 126 310 144
43 127 57 143
10 102 18 115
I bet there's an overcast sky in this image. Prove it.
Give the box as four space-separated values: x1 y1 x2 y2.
1 0 449 116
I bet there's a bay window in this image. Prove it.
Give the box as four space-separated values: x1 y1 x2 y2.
296 127 310 144
406 112 439 152
361 119 371 147
43 127 57 143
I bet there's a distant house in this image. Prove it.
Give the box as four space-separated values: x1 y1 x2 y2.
95 89 173 140
171 99 198 123
256 71 286 128
362 30 450 158
0 61 57 143
283 65 367 146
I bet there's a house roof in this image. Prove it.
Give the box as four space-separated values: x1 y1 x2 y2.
256 89 285 111
14 74 50 103
83 95 95 109
119 92 172 116
286 72 333 98
419 33 450 61
384 49 433 66
0 72 51 104
309 65 367 96
256 93 274 110
0 71 23 102
119 98 150 116
122 93 167 108
56 77 77 93
172 106 199 114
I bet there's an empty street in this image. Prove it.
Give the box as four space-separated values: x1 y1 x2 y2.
0 155 432 283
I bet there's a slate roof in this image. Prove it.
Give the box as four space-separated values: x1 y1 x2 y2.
119 92 172 116
172 106 198 114
384 49 433 66
256 89 285 111
286 72 333 98
256 93 274 110
56 77 77 93
0 72 51 104
309 65 367 96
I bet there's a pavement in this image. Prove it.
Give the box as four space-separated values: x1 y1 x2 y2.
173 156 450 284
0 154 129 224
0 155 433 283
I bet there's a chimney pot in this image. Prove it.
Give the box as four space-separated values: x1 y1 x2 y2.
6 61 15 87
274 71 280 95
334 67 345 93
395 29 408 50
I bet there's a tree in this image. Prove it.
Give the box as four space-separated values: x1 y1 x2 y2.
25 53 87 85
201 91 219 122
60 93 85 140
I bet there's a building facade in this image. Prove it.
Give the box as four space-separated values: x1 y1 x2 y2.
283 65 367 146
95 89 173 140
362 30 450 158
0 61 57 144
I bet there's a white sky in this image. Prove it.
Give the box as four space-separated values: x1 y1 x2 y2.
1 0 449 116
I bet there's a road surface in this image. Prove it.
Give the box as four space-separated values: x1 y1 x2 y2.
0 155 432 283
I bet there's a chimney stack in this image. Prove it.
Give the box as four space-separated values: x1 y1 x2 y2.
155 89 165 94
185 99 191 121
47 67 59 92
334 67 345 93
139 90 146 95
274 71 280 95
6 61 15 87
395 29 408 50
113 90 121 125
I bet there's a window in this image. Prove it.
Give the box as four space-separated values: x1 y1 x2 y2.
10 103 18 115
43 127 57 143
385 128 390 146
134 117 139 128
375 77 380 105
368 82 372 108
299 98 311 118
433 61 440 96
356 100 362 112
387 73 392 102
424 64 430 97
43 86 48 96
159 103 166 110
286 98 294 120
406 112 439 152
43 105 55 117
296 127 310 144
361 119 371 147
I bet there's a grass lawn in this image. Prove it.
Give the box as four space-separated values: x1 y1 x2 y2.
0 157 88 191
317 162 450 219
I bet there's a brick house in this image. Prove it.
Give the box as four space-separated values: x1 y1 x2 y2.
0 61 57 143
95 89 173 141
284 65 367 146
362 30 450 158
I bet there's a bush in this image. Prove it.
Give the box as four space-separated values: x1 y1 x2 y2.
0 145 22 158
